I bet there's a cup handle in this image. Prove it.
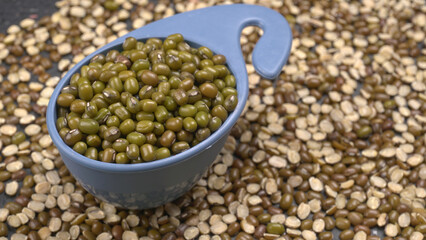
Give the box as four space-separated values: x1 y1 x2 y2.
100 4 292 80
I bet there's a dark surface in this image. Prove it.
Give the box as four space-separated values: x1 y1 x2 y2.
0 0 57 33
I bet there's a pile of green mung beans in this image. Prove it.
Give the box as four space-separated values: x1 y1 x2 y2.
56 34 238 163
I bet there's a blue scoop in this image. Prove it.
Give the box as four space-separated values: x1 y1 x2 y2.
47 4 292 209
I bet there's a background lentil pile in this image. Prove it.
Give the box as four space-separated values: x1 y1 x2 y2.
0 0 424 239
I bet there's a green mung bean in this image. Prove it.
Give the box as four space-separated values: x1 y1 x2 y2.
57 34 237 163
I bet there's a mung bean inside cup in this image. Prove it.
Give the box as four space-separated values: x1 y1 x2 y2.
56 34 238 164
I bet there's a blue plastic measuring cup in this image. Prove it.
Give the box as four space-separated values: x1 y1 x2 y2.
46 4 292 209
